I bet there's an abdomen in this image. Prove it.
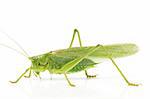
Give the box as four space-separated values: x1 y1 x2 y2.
48 55 97 74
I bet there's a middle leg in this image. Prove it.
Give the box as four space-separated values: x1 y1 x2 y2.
64 73 75 87
85 69 96 78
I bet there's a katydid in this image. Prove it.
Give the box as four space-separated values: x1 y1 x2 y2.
0 29 139 87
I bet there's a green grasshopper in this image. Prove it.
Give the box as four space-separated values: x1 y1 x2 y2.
1 29 139 87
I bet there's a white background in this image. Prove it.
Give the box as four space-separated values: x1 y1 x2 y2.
0 0 149 99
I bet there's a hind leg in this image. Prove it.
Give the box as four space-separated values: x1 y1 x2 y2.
69 29 96 78
110 58 139 86
98 44 139 86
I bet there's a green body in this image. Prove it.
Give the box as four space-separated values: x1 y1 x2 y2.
9 29 139 87
30 43 138 74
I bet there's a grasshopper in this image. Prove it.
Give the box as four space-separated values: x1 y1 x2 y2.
1 29 139 87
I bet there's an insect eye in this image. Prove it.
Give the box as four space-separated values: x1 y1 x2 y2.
38 62 48 66
38 63 41 66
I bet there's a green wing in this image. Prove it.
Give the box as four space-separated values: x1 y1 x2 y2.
53 43 138 59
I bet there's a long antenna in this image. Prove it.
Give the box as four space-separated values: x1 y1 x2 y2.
0 43 28 57
0 31 29 57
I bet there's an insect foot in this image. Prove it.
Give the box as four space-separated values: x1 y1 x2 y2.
9 81 17 83
69 84 76 87
86 75 97 79
24 76 30 78
85 70 97 79
128 83 139 86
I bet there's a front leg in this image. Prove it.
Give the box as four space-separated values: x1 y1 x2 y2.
24 67 32 78
10 67 30 83
24 68 41 79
